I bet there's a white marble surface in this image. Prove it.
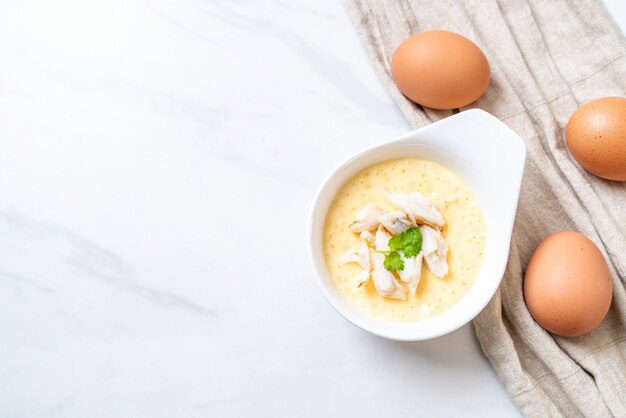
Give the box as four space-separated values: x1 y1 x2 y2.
1 1 624 417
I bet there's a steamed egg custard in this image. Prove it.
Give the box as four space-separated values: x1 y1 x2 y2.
323 158 486 321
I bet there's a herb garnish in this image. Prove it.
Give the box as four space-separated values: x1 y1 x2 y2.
377 227 423 272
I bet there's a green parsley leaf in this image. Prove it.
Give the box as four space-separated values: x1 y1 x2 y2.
382 227 423 271
400 227 423 258
383 251 404 272
387 234 404 252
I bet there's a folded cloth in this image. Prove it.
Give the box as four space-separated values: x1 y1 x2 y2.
343 1 626 416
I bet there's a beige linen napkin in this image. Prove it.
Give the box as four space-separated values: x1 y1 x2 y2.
343 0 626 416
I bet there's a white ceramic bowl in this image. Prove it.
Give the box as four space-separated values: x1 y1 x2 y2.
308 109 526 341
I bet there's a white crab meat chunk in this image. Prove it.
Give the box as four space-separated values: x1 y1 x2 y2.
378 210 413 235
371 258 405 300
349 204 383 233
420 225 449 278
385 192 444 229
398 252 423 296
340 239 371 270
340 239 372 287
355 270 370 287
359 230 375 243
374 226 391 251
371 227 405 300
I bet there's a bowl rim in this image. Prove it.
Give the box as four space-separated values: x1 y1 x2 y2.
307 109 526 341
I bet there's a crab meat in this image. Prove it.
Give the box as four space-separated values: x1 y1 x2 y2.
370 227 405 300
340 240 372 287
359 230 375 243
355 270 370 287
398 252 423 296
420 225 448 278
349 204 383 233
385 192 444 229
340 239 371 270
378 210 413 235
371 259 405 300
374 226 390 251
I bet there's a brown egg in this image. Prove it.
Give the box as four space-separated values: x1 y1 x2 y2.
524 231 612 337
566 97 626 181
391 30 490 110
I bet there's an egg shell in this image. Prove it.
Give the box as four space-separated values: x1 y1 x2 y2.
391 30 490 110
524 231 612 337
566 97 626 181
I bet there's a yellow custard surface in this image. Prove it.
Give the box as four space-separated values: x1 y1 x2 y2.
323 158 486 321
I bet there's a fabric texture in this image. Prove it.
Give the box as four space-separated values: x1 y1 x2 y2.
342 1 626 416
